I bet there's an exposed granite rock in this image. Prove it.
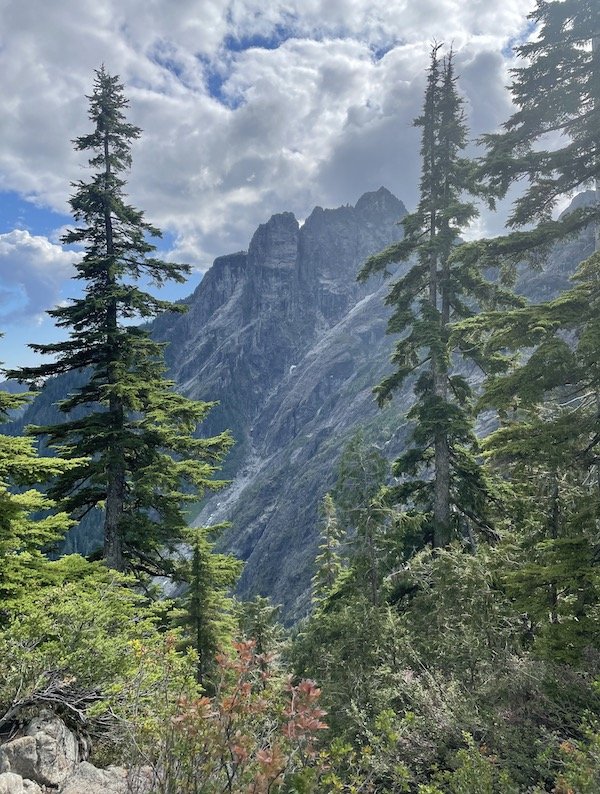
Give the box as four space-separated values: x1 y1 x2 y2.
59 762 153 794
0 717 152 794
0 773 41 793
248 211 299 272
0 714 78 787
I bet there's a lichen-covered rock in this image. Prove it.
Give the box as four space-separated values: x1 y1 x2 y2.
25 714 79 785
0 737 37 783
0 716 153 794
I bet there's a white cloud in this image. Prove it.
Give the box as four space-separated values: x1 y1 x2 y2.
0 229 81 321
0 0 536 276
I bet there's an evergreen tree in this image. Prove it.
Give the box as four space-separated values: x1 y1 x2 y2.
0 349 79 613
450 0 600 665
10 68 232 575
175 524 242 687
457 0 600 272
454 0 600 402
484 0 600 238
334 432 389 603
483 410 600 664
311 493 345 604
359 47 512 547
236 595 285 656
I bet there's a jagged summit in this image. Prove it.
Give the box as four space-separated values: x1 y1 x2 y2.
355 185 407 217
248 212 299 271
559 189 599 218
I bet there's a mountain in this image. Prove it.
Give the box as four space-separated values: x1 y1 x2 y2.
155 186 409 617
6 188 595 620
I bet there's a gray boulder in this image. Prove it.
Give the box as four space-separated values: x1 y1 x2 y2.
59 762 153 794
0 715 153 793
0 773 42 793
0 713 78 787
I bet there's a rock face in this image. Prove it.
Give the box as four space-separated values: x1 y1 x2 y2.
154 187 408 618
9 188 595 620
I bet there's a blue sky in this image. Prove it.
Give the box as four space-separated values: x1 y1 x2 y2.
0 0 537 371
0 191 201 368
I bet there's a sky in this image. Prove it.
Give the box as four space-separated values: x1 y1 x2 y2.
0 0 537 370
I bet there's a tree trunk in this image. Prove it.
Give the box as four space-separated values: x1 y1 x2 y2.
433 292 450 548
594 35 600 254
429 134 451 547
365 516 379 606
548 474 560 625
105 446 126 571
433 164 452 548
102 129 126 571
593 34 600 506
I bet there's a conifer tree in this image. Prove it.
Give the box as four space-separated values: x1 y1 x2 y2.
10 69 232 575
0 350 79 613
312 493 345 604
454 0 600 384
359 47 512 547
453 0 600 506
236 596 284 656
484 0 600 240
176 524 242 687
334 433 389 602
456 1 600 275
450 0 600 662
484 414 599 663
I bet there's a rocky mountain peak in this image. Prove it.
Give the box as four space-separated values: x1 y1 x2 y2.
296 189 406 299
248 211 299 271
559 189 599 218
354 185 407 220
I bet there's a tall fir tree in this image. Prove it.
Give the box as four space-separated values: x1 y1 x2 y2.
10 69 232 575
359 47 513 547
311 493 345 605
334 432 389 603
457 0 600 272
484 0 600 237
451 0 600 663
483 412 600 664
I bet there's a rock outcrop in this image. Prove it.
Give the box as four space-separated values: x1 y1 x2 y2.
0 714 151 793
0 714 79 788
